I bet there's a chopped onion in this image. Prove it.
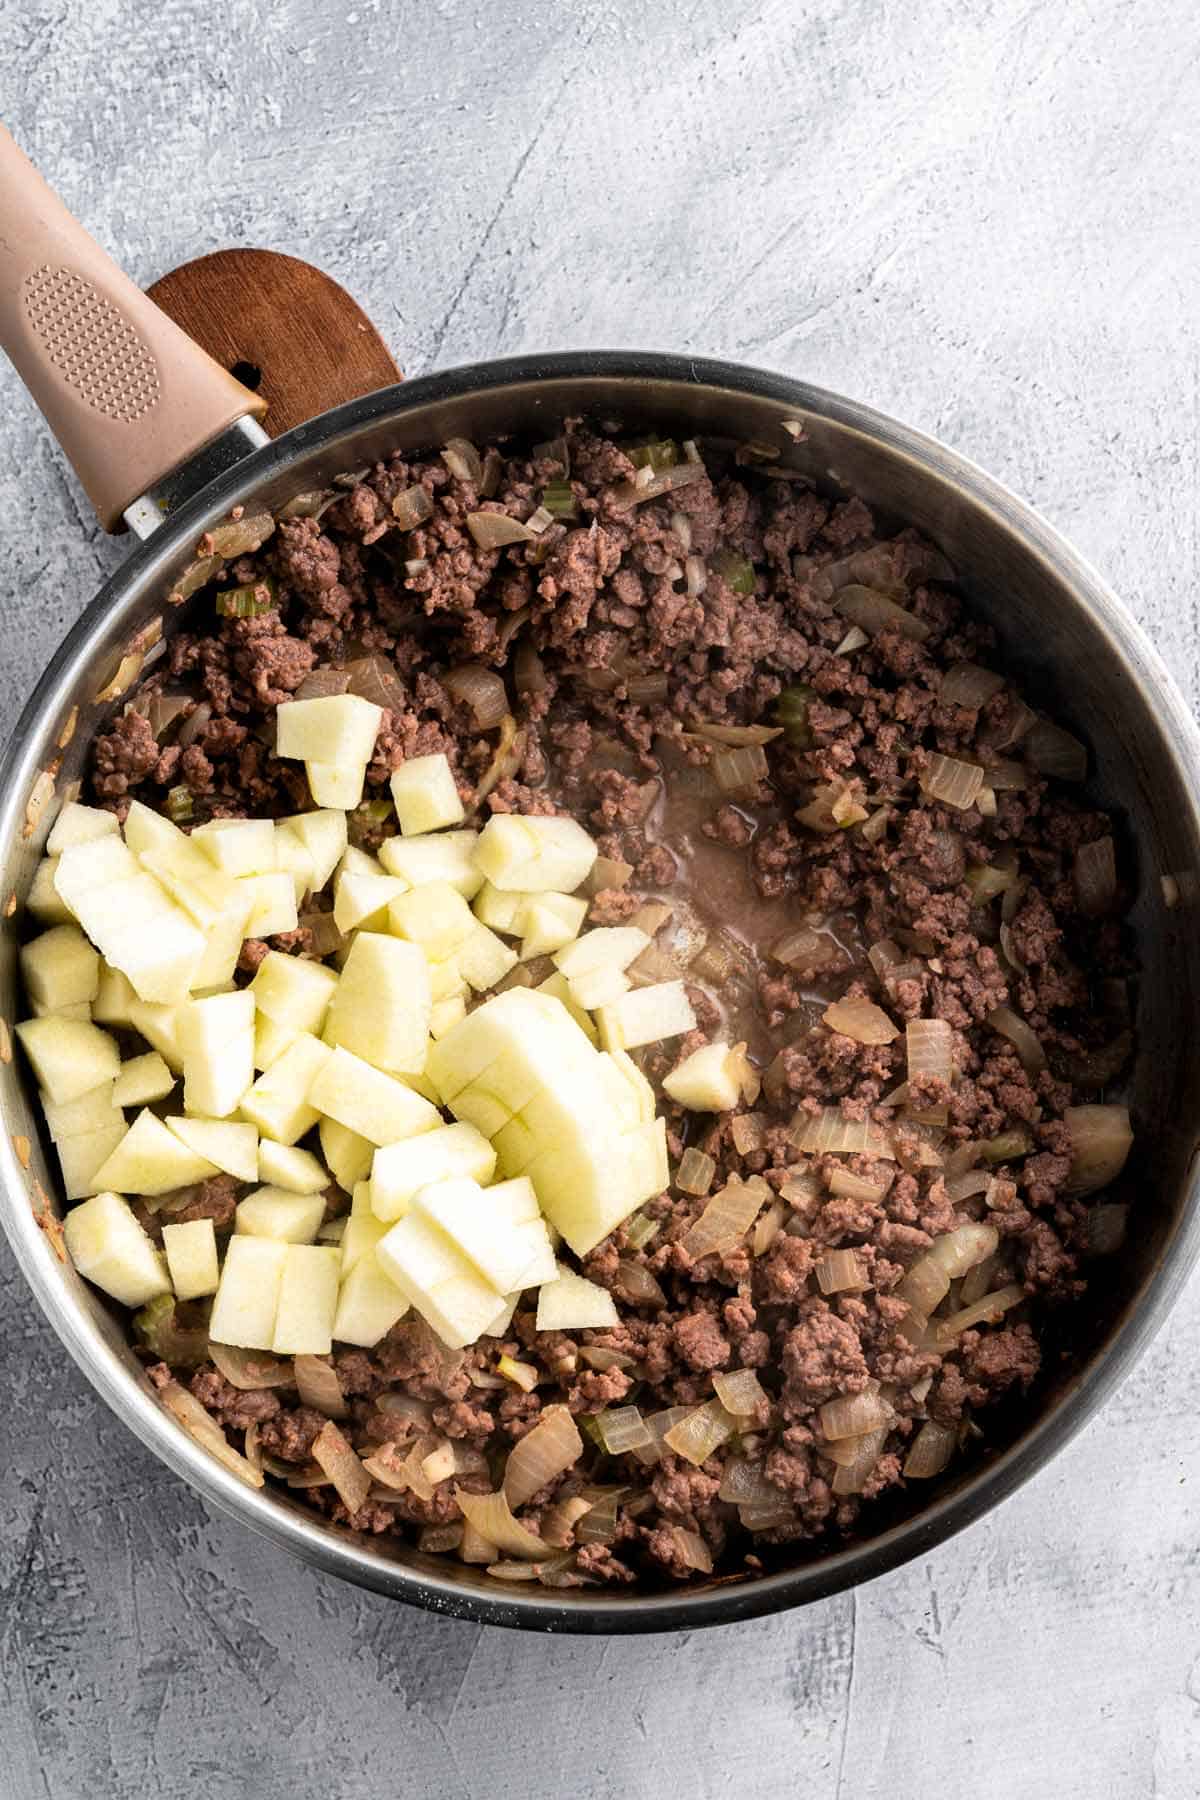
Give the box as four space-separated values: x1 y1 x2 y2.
903 1420 957 1478
472 713 525 807
986 1004 1046 1073
1026 718 1087 781
311 1420 372 1514
465 511 537 549
626 670 670 703
615 1258 667 1308
712 744 769 794
146 693 192 739
503 1404 583 1508
633 1406 693 1467
772 926 841 974
584 855 634 897
820 1385 891 1441
730 1113 767 1156
580 1346 637 1373
791 1109 895 1158
663 1400 738 1466
965 861 1018 904
299 910 346 957
345 653 408 712
575 1488 627 1545
860 805 891 845
713 1368 767 1416
1087 1202 1129 1255
896 1223 999 1316
685 554 708 596
459 1522 498 1564
823 995 899 1045
206 509 275 558
906 1018 953 1085
1064 1104 1133 1195
718 1460 782 1506
593 1406 653 1454
815 1249 870 1294
681 1177 766 1258
389 484 434 529
827 1168 887 1205
959 1252 1002 1307
920 753 985 811
443 663 509 729
690 721 782 748
610 461 706 510
208 1342 293 1391
456 1486 549 1559
294 1355 348 1419
660 1526 714 1574
979 1126 1034 1164
496 1355 538 1393
795 782 867 833
624 1212 660 1250
940 663 1005 708
830 1425 888 1494
294 668 352 702
1074 835 1117 917
944 1168 994 1203
442 438 483 484
752 1198 787 1256
156 1376 265 1488
540 1495 593 1547
834 584 930 643
936 1282 1024 1341
834 626 869 655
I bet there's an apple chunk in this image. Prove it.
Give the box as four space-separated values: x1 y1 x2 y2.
325 933 430 1075
257 1140 328 1193
379 829 482 898
535 1263 619 1331
310 1046 441 1148
16 1016 120 1103
192 817 277 878
376 1212 504 1349
390 753 465 836
46 800 119 854
235 1186 326 1243
412 1176 555 1293
162 1218 220 1300
179 990 255 1118
474 813 597 893
239 1032 330 1144
20 925 100 1012
319 1116 374 1194
333 1250 409 1346
596 979 697 1051
250 951 338 1035
111 1053 175 1109
662 1041 741 1112
272 1245 340 1354
167 1116 259 1183
275 693 383 766
371 1122 497 1222
92 1108 220 1195
64 1192 170 1307
209 1237 288 1349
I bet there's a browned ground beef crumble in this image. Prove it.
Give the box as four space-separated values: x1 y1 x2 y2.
89 421 1133 1587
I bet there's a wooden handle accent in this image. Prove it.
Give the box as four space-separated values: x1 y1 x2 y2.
147 249 401 439
0 125 266 531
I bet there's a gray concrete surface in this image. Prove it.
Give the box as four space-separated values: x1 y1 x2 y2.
1 0 1199 1793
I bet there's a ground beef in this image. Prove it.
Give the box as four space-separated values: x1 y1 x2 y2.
86 419 1132 1593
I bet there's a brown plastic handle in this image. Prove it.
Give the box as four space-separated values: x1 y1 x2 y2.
0 125 266 531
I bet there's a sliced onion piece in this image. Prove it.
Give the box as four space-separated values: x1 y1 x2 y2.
208 1343 293 1391
442 663 509 728
940 662 1005 708
465 511 537 549
834 584 930 643
823 995 899 1045
473 713 525 807
614 1259 667 1309
293 1355 348 1419
345 653 407 712
575 1488 628 1545
830 1425 889 1494
680 1177 767 1258
827 1168 887 1205
730 1113 767 1156
633 1406 693 1467
906 1018 953 1085
753 1198 787 1256
689 722 782 748
712 744 769 793
944 1168 994 1203
456 1486 549 1559
540 1495 594 1547
156 1376 265 1488
659 1526 713 1574
1074 835 1117 917
311 1420 371 1514
592 1406 653 1455
815 1249 870 1294
712 1368 767 1417
1087 1201 1129 1255
610 461 706 510
790 1110 895 1158
391 484 434 528
1026 719 1087 781
442 438 483 484
1064 1104 1133 1195
503 1404 583 1508
820 1384 890 1441
294 668 351 701
986 1004 1046 1073
936 1282 1024 1341
662 1399 738 1466
903 1420 958 1478
920 753 985 811
718 1459 784 1506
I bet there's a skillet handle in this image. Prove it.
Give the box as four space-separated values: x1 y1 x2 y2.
0 125 266 533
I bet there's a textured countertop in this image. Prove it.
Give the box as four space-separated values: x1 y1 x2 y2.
2 2 1198 1794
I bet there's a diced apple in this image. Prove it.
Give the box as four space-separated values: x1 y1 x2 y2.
376 1211 504 1349
46 801 119 854
235 1186 326 1243
371 1122 497 1222
412 1177 551 1295
56 1121 129 1202
605 1048 657 1124
240 1032 331 1144
457 925 519 993
20 924 100 1012
310 1046 441 1148
16 1016 120 1102
306 761 365 809
29 999 92 1021
92 1107 219 1195
454 1086 515 1140
189 888 256 993
250 951 339 1036
491 1115 538 1177
429 996 467 1040
254 1013 296 1071
325 932 430 1075
64 1192 170 1307
332 1250 409 1346
272 824 315 902
390 753 465 836
553 926 650 979
519 892 588 960
257 1140 327 1193
27 857 73 925
192 817 277 878
333 868 409 933
53 833 139 896
208 1236 288 1348
111 1052 175 1109
522 1118 666 1256
337 844 383 881
426 958 468 1003
42 1080 119 1141
482 1291 520 1338
567 965 630 1012
341 1183 389 1273
535 971 599 1044
55 845 206 1004
278 810 348 892
319 1116 374 1193
271 1245 340 1353
162 1217 220 1300
597 980 697 1051
276 693 382 767
167 1115 259 1183
126 802 241 927
238 871 299 940
378 829 483 898
178 990 255 1118
127 1000 185 1072
425 988 589 1103
535 1263 620 1331
387 881 476 962
473 880 525 935
474 814 597 893
662 1041 740 1111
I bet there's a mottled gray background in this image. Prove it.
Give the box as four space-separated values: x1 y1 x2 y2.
1 0 1198 1794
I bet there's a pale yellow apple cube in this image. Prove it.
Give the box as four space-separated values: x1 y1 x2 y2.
597 980 697 1051
276 693 382 767
56 1121 129 1202
319 1116 374 1193
390 753 464 836
272 1244 341 1354
239 1032 331 1144
250 951 338 1035
254 1013 297 1071
324 932 430 1075
662 1041 740 1112
553 926 650 979
277 809 348 892
92 1108 220 1195
376 1211 504 1349
306 761 365 810
413 1177 555 1294
180 990 256 1118
235 1186 326 1243
332 1250 409 1346
519 892 588 960
273 823 315 901
309 1046 441 1148
429 996 467 1040
111 1053 175 1109
192 817 277 878
378 829 482 898
167 1115 259 1183
534 971 599 1044
46 801 119 854
64 1192 170 1307
473 880 525 935
535 1263 619 1331
567 965 630 1012
27 856 73 925
257 1140 328 1193
162 1217 220 1300
238 872 299 940
457 925 519 993
387 881 476 961
16 1016 120 1103
127 1000 185 1072
474 814 597 893
371 1122 497 1222
333 868 409 933
20 925 100 1012
209 1236 288 1348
